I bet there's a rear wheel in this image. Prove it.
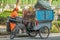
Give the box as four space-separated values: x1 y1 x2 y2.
27 30 37 37
39 26 50 39
27 22 37 37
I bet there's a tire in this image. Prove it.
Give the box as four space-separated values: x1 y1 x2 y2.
10 32 16 39
27 30 37 37
39 26 50 39
10 27 19 39
27 22 37 37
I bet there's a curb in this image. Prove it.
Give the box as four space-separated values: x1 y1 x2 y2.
0 33 28 38
0 35 28 38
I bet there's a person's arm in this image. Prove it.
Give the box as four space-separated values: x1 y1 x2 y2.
9 18 17 23
9 17 22 23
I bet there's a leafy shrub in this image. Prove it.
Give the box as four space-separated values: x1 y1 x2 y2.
0 10 22 25
51 25 59 33
57 21 60 27
51 21 60 33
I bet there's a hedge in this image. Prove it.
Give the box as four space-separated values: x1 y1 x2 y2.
0 11 22 25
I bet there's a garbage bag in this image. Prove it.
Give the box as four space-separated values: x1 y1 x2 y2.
35 0 52 10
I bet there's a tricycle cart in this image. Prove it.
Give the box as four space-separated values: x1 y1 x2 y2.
6 10 54 39
22 10 54 39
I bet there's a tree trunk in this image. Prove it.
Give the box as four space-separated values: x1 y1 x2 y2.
16 0 19 7
49 0 52 4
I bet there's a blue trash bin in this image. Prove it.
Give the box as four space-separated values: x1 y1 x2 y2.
36 10 54 21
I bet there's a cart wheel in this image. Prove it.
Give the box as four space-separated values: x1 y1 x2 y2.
27 22 37 37
27 30 37 37
39 26 50 39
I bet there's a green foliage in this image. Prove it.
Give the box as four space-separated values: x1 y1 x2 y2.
51 25 59 33
51 24 60 33
51 21 60 33
57 21 60 27
0 10 22 25
53 21 60 27
52 0 60 5
0 0 37 4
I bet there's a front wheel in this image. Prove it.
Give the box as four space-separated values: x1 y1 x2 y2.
10 27 19 39
10 32 16 39
39 26 50 39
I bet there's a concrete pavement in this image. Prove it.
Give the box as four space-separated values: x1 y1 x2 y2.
0 25 6 32
0 25 6 28
0 33 60 38
0 25 60 40
0 33 60 40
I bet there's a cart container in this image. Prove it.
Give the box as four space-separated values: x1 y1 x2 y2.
36 10 54 22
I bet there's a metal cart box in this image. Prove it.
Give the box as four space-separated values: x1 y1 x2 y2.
36 10 54 21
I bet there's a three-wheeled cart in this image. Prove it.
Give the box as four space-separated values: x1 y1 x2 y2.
26 10 54 39
6 10 54 39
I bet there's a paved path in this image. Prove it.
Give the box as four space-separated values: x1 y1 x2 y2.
0 25 6 28
0 33 60 40
0 25 60 40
